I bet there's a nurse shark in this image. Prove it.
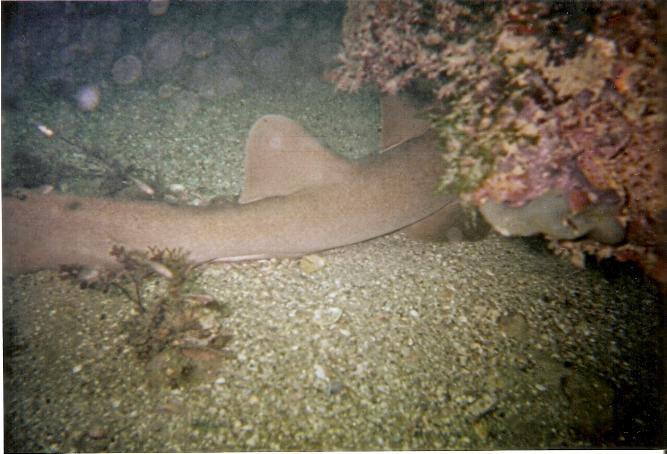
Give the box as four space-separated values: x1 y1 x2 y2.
3 96 464 273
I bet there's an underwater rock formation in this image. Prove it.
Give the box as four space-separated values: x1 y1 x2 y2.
332 0 667 284
479 190 624 245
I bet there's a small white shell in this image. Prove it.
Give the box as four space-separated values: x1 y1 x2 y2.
299 254 326 274
37 124 54 137
168 183 186 194
313 364 328 382
313 307 343 326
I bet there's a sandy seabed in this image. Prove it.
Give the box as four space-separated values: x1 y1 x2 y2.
4 231 663 451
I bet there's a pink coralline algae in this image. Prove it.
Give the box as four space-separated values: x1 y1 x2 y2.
331 0 667 285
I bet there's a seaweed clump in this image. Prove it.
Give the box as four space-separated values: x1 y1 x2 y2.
61 246 232 389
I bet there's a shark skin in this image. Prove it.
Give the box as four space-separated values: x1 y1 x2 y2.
2 114 457 273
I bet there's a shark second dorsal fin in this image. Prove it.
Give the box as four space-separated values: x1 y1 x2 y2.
380 94 432 152
239 115 350 204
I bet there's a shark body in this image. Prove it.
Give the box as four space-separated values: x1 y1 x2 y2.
3 113 459 273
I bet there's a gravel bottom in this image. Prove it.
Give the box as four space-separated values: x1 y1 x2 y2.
4 232 662 451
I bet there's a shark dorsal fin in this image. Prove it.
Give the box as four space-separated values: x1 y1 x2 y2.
239 115 350 204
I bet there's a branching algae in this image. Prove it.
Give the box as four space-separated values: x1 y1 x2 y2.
61 246 232 389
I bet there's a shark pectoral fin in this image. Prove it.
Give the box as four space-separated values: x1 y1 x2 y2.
238 115 351 204
401 200 491 242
